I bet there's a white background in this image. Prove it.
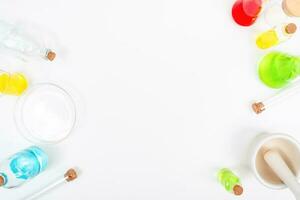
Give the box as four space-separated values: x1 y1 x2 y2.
0 0 299 199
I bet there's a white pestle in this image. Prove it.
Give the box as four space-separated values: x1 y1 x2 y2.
264 150 300 200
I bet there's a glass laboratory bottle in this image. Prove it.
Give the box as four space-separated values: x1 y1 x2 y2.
232 0 263 26
0 71 28 96
218 168 243 196
256 23 297 49
0 20 56 61
0 146 48 188
259 52 300 88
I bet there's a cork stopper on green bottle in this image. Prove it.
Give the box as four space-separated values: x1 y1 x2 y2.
218 168 243 196
259 52 300 89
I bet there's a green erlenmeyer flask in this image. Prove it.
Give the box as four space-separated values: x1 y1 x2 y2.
259 52 300 88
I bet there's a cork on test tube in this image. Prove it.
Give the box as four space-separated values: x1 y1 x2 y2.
252 102 265 114
65 168 77 182
46 50 56 61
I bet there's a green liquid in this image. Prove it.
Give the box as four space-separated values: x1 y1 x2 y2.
259 52 300 89
218 168 240 192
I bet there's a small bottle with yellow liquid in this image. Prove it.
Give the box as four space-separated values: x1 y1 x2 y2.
0 71 28 96
217 168 243 196
256 23 297 49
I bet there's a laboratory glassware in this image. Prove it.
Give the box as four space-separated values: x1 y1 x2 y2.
15 83 76 144
0 146 48 188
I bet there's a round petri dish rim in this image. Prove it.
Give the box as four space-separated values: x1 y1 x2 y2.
14 83 77 145
0 70 9 98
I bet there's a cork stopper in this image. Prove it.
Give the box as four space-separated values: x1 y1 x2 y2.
233 185 243 196
283 0 300 17
285 23 297 34
64 168 78 182
252 102 265 114
0 176 5 187
46 50 56 61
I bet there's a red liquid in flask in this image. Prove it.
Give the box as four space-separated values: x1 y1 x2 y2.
232 0 262 26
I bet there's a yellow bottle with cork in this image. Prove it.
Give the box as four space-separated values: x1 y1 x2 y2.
0 71 28 96
256 23 297 49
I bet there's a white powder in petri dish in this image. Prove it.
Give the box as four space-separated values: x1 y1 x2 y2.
15 83 76 144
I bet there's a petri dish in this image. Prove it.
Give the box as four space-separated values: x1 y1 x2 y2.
15 83 76 144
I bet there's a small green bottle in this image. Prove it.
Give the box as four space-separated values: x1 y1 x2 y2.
217 168 243 196
259 52 300 88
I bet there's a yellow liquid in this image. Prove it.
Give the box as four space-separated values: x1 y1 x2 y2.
0 72 28 96
256 30 279 49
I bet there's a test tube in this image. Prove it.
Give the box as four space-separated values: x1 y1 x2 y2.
23 168 78 200
252 81 300 114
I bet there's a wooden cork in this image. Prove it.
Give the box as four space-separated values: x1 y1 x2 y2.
233 185 243 196
283 0 300 17
252 102 265 114
64 168 78 182
285 23 297 34
0 176 5 186
46 50 56 61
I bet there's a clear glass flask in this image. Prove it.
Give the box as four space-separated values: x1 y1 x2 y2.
0 20 56 61
0 146 48 188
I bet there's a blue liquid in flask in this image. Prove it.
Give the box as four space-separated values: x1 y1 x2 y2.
0 146 48 188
